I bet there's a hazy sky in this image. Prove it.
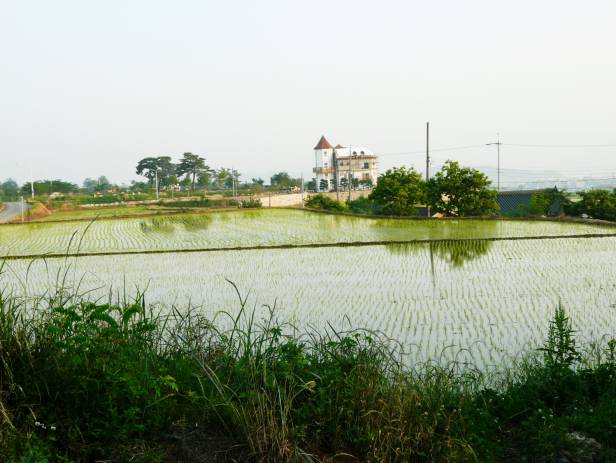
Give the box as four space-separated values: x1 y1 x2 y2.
1 0 615 186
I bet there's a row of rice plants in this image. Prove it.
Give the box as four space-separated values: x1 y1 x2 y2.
1 209 613 256
2 237 615 369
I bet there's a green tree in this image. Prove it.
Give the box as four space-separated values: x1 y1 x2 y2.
21 180 78 195
369 167 425 216
82 178 98 192
179 177 191 189
0 179 19 200
198 172 212 189
129 180 148 192
319 179 329 192
176 153 210 191
567 189 616 221
528 188 570 217
95 176 112 192
136 156 176 186
214 168 230 189
426 161 499 217
306 179 317 191
213 168 241 190
270 172 302 190
83 177 111 193
224 169 241 189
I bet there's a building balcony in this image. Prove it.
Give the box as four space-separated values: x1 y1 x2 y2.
313 166 336 174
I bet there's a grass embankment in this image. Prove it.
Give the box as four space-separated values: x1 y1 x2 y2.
33 206 172 222
1 291 615 462
8 201 51 222
26 200 50 220
30 198 252 223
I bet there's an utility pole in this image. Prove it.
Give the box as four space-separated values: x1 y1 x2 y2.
348 145 352 202
426 122 430 182
20 195 25 222
486 133 502 191
333 148 339 201
232 168 237 201
300 173 305 207
28 165 35 199
426 122 431 218
155 169 159 200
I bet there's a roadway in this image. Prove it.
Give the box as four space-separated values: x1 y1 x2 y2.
0 202 30 223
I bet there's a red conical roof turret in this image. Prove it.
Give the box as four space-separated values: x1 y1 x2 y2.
314 135 334 150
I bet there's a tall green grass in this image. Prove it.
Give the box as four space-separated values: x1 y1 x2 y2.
1 284 615 462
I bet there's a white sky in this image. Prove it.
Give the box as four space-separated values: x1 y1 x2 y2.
1 0 615 185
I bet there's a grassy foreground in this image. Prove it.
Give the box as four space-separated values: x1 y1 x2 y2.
1 290 615 462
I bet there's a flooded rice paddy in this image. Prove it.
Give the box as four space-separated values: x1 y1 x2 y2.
1 209 615 369
0 209 613 256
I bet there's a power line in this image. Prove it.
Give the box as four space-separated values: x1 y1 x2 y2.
503 143 616 148
378 141 616 158
379 144 484 157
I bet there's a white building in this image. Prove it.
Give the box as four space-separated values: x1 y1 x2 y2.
312 136 378 192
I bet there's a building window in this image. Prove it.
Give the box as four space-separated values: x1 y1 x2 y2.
363 162 369 169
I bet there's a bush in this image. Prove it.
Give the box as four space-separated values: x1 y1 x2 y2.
346 196 379 214
305 193 348 212
83 194 124 205
156 198 241 208
240 197 262 208
159 198 212 208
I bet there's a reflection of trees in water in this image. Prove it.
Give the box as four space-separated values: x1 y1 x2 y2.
371 217 500 242
139 218 175 234
386 239 492 268
385 242 425 257
433 240 491 268
139 215 212 234
175 215 212 231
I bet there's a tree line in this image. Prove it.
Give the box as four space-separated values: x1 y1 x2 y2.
0 151 305 201
306 160 616 220
134 153 305 192
307 161 500 217
2 155 615 221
